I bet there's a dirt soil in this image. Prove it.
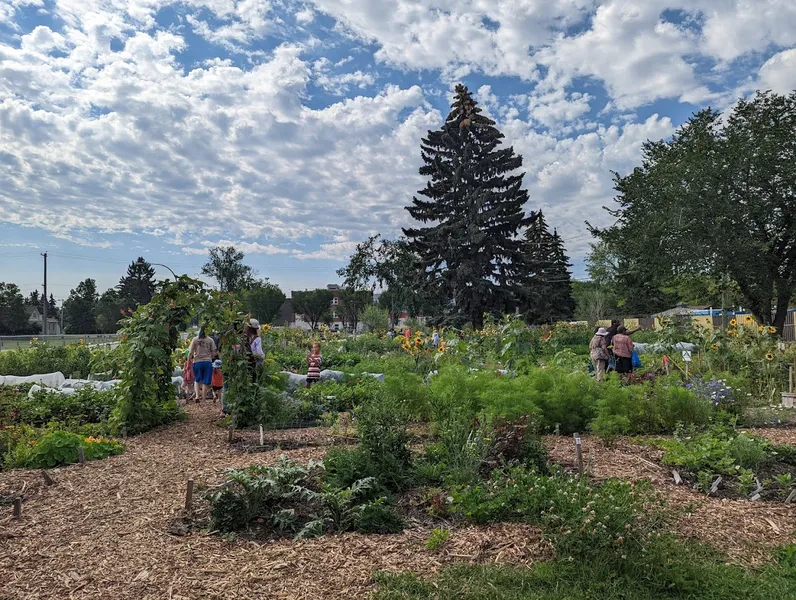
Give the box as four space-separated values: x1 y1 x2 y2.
1 411 795 599
0 406 548 600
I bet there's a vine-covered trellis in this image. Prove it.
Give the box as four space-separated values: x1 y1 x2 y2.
112 276 254 434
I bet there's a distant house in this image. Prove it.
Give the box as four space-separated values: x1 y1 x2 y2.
24 306 61 335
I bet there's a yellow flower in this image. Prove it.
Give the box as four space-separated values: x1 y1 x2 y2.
729 319 737 327
758 326 764 333
768 326 777 335
437 346 445 353
745 315 753 323
765 353 774 361
711 344 719 351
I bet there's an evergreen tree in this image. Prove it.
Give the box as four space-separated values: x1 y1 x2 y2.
47 294 59 320
118 257 157 306
404 84 535 330
63 279 99 334
521 213 575 324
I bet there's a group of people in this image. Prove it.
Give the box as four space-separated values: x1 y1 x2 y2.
589 320 638 381
182 318 267 414
181 319 327 412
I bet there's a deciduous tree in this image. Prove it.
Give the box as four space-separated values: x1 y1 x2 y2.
292 289 333 331
201 246 255 293
594 91 796 331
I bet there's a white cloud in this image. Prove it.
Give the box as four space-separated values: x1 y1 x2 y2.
758 49 796 94
293 241 360 260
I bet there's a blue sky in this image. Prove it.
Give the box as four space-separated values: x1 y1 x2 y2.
1 0 795 304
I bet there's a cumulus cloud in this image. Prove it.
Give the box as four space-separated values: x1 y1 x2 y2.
758 49 796 95
0 0 794 276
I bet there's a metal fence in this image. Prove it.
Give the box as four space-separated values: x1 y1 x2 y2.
0 334 119 351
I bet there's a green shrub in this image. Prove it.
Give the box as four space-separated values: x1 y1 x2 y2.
323 446 381 490
15 387 117 428
354 392 412 491
426 527 451 550
356 499 405 534
655 384 712 432
18 430 124 469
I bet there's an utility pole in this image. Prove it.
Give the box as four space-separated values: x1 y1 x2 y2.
41 252 48 337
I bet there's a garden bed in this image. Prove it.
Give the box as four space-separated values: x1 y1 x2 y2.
1 404 794 600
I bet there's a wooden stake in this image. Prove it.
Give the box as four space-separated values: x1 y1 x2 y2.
573 434 584 476
42 470 55 486
77 446 85 464
710 476 722 494
185 479 194 512
259 425 264 446
227 426 234 443
672 470 682 485
785 489 796 504
12 497 22 519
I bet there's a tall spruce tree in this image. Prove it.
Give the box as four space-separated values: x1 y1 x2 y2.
521 212 575 324
403 84 535 330
118 257 157 306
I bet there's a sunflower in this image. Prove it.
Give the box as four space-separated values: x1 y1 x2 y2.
768 326 777 335
437 346 445 354
711 343 719 351
745 315 753 323
765 353 774 361
758 325 764 333
729 318 737 327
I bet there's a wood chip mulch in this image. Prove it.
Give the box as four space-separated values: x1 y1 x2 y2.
0 407 548 599
545 433 796 565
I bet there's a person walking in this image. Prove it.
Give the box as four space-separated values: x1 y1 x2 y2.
432 330 440 348
188 326 216 402
612 326 635 375
589 327 610 381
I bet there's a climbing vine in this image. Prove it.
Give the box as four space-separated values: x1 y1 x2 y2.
112 277 246 434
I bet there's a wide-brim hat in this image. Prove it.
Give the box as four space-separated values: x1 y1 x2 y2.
249 318 260 329
596 327 609 336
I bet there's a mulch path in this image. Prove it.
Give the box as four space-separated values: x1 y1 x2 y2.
545 433 796 564
0 406 547 599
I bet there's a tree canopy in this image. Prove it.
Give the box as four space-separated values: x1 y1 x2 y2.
521 212 575 324
241 280 286 324
593 91 796 330
201 246 255 293
63 278 99 334
292 289 333 331
403 84 536 330
0 283 38 335
118 257 157 306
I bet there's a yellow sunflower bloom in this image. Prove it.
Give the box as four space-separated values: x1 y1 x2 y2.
758 326 764 333
768 326 777 334
711 344 719 351
745 315 753 323
765 353 774 361
438 346 445 353
729 319 737 327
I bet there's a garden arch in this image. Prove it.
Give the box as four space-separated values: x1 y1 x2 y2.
112 276 253 434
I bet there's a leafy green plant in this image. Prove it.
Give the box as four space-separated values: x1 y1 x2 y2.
426 527 451 550
354 391 412 490
774 473 793 487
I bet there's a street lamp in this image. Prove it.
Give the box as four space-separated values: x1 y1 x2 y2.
152 263 178 279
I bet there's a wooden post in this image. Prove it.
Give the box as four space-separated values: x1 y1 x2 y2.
12 497 22 519
672 470 682 485
785 489 796 504
185 479 194 512
42 470 55 486
227 426 234 443
77 446 85 464
259 425 264 446
573 434 584 476
710 476 722 494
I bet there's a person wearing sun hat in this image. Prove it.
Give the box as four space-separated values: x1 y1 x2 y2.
211 359 224 405
589 327 610 381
